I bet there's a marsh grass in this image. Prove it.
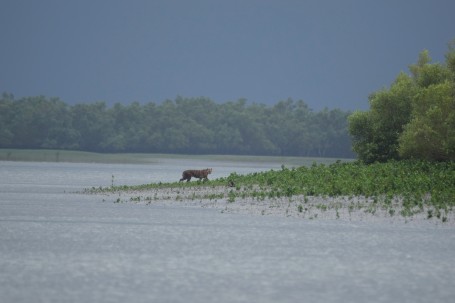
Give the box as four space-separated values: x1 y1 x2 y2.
87 160 455 222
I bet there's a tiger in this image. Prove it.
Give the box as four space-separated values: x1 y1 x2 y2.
179 168 213 182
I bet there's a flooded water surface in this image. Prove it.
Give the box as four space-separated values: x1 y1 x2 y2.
1 160 454 303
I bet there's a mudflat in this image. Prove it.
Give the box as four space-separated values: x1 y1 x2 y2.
97 185 455 226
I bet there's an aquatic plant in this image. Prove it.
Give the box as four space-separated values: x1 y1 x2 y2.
86 160 455 222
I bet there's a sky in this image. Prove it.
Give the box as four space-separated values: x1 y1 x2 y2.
1 0 454 111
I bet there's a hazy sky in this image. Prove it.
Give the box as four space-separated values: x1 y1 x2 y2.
1 0 454 110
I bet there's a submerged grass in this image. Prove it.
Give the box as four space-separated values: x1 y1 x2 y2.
87 160 455 222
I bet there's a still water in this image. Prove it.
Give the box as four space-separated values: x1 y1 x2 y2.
1 160 454 303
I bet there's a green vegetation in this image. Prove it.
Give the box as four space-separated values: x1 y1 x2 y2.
0 95 353 158
88 160 455 222
349 41 455 163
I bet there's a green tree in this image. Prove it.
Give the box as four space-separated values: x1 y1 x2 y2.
0 93 14 147
400 46 455 161
399 81 455 160
106 102 150 152
0 94 354 157
349 73 416 163
71 102 113 151
349 41 455 162
409 50 451 88
7 96 76 149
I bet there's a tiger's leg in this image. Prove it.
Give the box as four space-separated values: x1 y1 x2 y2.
180 171 191 182
179 173 186 182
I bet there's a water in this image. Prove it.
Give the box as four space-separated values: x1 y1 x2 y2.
1 160 454 303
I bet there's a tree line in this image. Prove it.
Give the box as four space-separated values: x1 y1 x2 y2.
0 95 354 158
348 41 455 163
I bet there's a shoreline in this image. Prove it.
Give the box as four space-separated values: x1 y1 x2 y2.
0 148 351 165
90 185 455 227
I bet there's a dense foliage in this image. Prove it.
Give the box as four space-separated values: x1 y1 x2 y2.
0 95 353 157
349 42 455 163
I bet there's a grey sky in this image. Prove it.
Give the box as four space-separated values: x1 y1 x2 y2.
1 0 454 110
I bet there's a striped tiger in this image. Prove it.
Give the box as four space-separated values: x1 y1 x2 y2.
179 168 213 182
